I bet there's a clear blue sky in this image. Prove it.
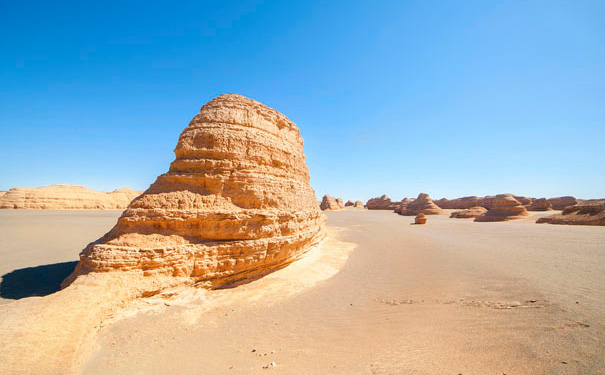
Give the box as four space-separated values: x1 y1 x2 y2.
1 0 604 200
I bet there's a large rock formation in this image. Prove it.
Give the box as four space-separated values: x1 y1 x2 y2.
513 195 533 206
547 196 577 210
474 194 529 222
354 200 364 208
336 198 345 209
450 206 488 218
394 197 415 214
536 204 605 226
398 193 443 215
0 185 142 209
526 198 553 211
65 94 326 289
434 196 486 209
320 195 344 211
366 195 398 210
344 200 354 207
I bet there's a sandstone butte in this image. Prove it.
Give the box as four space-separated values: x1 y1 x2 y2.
394 197 415 214
449 206 488 218
547 196 578 210
526 198 553 211
0 184 142 209
474 194 529 222
536 204 605 226
344 200 354 207
398 193 444 215
354 200 364 208
64 93 326 289
320 195 345 211
434 196 486 209
366 194 399 210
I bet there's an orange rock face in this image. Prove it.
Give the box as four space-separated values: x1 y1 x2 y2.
547 196 577 210
474 194 529 222
66 94 326 288
0 184 142 209
354 200 364 208
366 195 399 210
526 198 553 211
398 193 443 215
536 204 605 226
320 195 345 211
434 196 486 209
449 206 488 218
414 213 427 224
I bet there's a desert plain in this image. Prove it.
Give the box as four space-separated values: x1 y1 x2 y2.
0 208 603 374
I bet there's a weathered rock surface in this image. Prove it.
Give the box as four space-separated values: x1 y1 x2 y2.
513 195 533 206
65 94 326 289
450 206 488 218
354 200 364 208
415 213 427 224
398 193 443 215
0 185 142 209
336 198 345 209
394 198 415 214
474 194 529 222
320 195 344 211
536 204 605 226
344 200 354 207
434 196 486 209
366 195 399 210
526 198 553 211
547 196 577 210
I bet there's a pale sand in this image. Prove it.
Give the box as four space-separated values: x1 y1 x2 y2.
0 210 604 374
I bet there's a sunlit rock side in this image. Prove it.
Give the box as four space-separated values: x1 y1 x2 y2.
64 94 326 289
537 204 605 226
450 206 488 218
547 196 577 210
398 193 444 215
366 194 399 210
320 195 345 211
0 185 142 209
474 194 529 222
527 198 553 211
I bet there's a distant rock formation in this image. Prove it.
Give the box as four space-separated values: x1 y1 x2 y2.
450 206 488 218
366 195 398 210
434 196 486 209
344 200 354 207
513 195 533 206
398 193 443 215
0 185 142 209
526 198 553 211
64 93 326 289
547 196 577 210
320 195 345 211
414 213 427 224
474 194 529 222
536 204 605 226
354 200 364 208
394 198 415 214
336 198 345 209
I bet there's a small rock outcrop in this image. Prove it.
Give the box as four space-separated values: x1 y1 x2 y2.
513 196 533 206
449 206 488 218
354 200 364 208
65 94 326 289
414 213 427 224
344 200 354 207
336 198 345 209
536 204 605 226
394 198 415 214
434 196 486 209
366 195 398 210
0 185 142 209
474 194 529 222
547 196 578 210
320 195 345 211
526 198 553 211
398 193 443 215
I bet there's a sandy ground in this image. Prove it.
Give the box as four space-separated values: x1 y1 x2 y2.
0 209 604 374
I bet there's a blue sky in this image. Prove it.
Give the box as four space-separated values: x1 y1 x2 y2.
1 0 604 200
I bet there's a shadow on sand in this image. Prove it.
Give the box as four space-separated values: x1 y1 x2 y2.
0 261 78 300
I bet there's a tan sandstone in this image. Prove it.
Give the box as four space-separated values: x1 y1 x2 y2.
344 200 354 207
398 193 444 215
366 195 399 210
0 185 142 209
320 195 345 211
64 93 326 289
474 194 529 222
527 198 553 211
450 206 488 218
536 204 605 226
547 196 577 210
354 200 364 208
414 213 427 224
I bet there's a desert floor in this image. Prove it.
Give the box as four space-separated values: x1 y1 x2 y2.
0 209 604 374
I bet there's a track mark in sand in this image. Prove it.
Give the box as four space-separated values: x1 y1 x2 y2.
375 297 549 309
555 321 591 331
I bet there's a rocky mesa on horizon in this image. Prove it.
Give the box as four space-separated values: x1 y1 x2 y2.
0 184 142 209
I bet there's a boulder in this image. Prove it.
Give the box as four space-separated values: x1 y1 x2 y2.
398 193 443 215
536 204 605 226
449 206 488 218
366 195 398 210
474 194 529 222
526 198 553 211
414 213 427 224
336 198 345 209
64 94 326 289
547 196 577 210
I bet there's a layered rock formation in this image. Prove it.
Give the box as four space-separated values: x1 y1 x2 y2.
526 198 552 211
414 213 427 224
434 196 486 209
320 195 345 211
336 198 345 209
398 193 443 215
547 196 577 210
536 204 605 226
65 94 326 289
513 195 533 206
366 195 398 210
474 195 529 222
0 185 142 209
449 206 488 218
344 200 354 207
394 198 415 214
354 200 364 208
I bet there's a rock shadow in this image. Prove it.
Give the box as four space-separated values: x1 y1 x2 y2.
0 261 78 300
